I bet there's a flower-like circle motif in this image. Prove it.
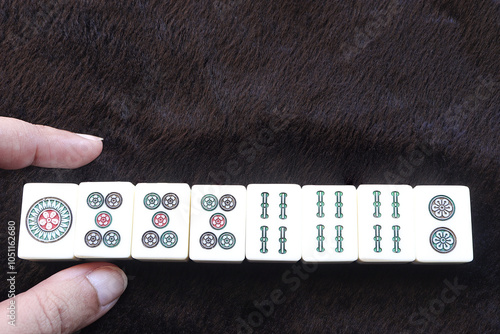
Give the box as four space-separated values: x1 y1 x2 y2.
200 232 217 249
152 212 169 228
87 192 104 209
429 195 455 221
38 209 60 232
162 193 179 210
201 194 218 211
85 230 102 248
219 194 236 211
95 211 112 228
144 193 161 210
105 192 122 209
26 197 72 243
161 231 178 248
142 231 159 248
218 232 236 250
210 213 227 230
430 227 456 253
103 230 121 247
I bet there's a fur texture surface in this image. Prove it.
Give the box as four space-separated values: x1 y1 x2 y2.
0 1 498 333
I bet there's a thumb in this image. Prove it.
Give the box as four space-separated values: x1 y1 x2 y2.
1 262 127 334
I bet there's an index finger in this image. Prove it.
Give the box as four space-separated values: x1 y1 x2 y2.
0 117 103 169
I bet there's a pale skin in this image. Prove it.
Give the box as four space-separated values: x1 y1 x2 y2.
0 117 128 333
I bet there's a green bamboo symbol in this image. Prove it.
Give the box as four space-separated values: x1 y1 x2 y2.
316 191 325 218
392 225 401 253
316 225 325 252
260 192 269 219
373 191 381 218
391 191 400 218
373 224 382 252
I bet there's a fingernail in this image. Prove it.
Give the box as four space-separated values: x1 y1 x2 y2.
76 133 104 141
86 266 128 307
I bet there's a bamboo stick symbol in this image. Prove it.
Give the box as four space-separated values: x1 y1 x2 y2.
316 191 325 218
391 191 400 218
335 225 344 253
278 226 287 254
373 190 381 218
335 191 343 218
279 192 287 219
260 226 268 253
373 224 382 252
260 192 269 219
392 225 401 253
316 225 325 252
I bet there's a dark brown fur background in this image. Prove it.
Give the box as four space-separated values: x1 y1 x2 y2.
1 1 499 333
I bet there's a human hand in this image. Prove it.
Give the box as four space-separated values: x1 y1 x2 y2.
0 117 128 333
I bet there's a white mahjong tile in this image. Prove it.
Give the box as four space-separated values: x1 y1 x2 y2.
131 183 190 261
246 184 301 262
189 185 246 263
414 185 473 263
357 185 415 263
301 185 358 263
74 182 135 259
18 183 79 260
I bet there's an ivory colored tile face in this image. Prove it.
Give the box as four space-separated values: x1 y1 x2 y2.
357 185 415 263
18 183 78 260
74 182 135 259
246 184 301 262
131 183 190 261
189 185 246 263
414 186 473 263
301 185 358 263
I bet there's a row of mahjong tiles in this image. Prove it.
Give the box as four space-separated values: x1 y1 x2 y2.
18 183 473 263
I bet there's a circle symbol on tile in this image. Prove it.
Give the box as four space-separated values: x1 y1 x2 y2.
105 192 122 209
210 213 227 230
162 193 179 210
218 232 236 249
152 212 169 228
201 194 218 211
219 194 236 211
200 232 217 249
87 192 104 209
26 197 72 243
142 231 159 248
161 231 178 248
85 230 102 248
430 227 456 253
95 211 112 228
429 195 455 221
144 193 161 210
103 230 120 247
38 209 60 232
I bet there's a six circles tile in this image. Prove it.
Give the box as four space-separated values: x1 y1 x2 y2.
219 194 236 211
162 193 179 210
144 193 161 210
105 192 123 209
